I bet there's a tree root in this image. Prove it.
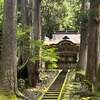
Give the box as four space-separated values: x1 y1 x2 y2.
15 89 29 100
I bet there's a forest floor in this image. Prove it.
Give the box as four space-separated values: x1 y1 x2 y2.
22 69 100 100
22 69 60 100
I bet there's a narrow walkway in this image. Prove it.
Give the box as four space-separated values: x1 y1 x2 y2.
40 71 68 100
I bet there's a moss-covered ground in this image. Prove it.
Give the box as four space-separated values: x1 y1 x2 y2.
62 69 100 100
0 93 21 100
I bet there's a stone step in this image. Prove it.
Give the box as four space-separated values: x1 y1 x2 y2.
40 71 68 100
44 93 59 95
42 96 58 99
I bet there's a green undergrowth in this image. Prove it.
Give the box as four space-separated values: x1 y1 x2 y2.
0 96 19 100
0 92 21 100
93 85 100 100
62 69 80 100
62 69 100 100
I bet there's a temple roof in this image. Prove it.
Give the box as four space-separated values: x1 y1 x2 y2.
44 33 80 45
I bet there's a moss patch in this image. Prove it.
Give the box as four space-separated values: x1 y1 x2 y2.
0 92 21 100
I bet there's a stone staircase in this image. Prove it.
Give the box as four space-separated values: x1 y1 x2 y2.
39 71 69 100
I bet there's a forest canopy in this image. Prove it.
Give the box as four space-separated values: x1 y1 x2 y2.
41 0 81 38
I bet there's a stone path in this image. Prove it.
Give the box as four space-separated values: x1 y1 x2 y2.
39 71 68 100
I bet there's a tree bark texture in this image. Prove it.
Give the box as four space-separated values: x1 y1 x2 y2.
96 4 100 82
79 0 88 70
86 0 99 83
32 0 41 87
0 0 17 93
17 0 35 87
17 0 32 26
18 0 41 87
0 32 2 58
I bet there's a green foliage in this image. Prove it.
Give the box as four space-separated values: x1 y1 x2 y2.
60 0 81 30
17 25 31 47
41 0 65 38
31 40 59 69
42 47 59 69
81 97 91 100
17 24 31 37
41 0 81 38
0 0 4 32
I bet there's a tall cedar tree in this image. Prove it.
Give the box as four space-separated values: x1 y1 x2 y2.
79 0 88 70
17 0 34 86
96 3 100 82
86 0 99 83
32 0 41 87
0 0 17 94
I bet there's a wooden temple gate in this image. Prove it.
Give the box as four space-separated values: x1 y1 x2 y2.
49 39 79 71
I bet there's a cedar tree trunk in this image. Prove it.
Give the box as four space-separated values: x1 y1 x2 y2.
86 0 99 83
32 0 41 87
0 0 17 93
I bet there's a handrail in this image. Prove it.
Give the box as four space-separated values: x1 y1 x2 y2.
58 70 70 100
